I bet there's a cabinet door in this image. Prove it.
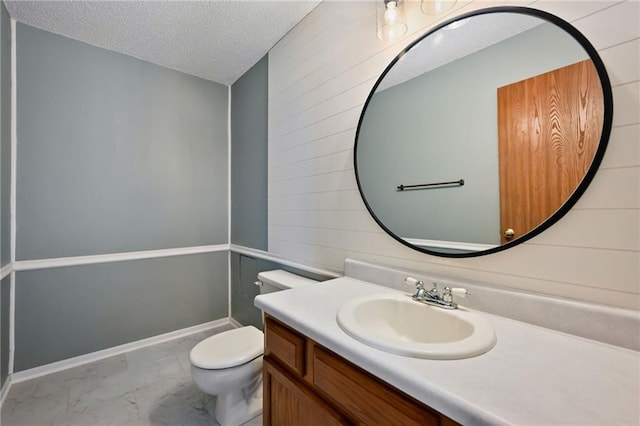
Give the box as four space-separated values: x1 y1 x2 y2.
263 357 352 426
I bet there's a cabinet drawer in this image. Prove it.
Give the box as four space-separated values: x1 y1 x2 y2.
312 346 451 426
264 316 306 376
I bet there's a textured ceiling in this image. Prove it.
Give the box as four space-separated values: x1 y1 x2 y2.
5 0 322 85
377 13 543 91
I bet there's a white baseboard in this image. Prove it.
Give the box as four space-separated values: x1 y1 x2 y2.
0 375 11 409
229 317 244 329
11 318 232 384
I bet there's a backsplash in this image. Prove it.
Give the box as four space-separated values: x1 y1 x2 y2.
344 258 640 351
267 0 639 311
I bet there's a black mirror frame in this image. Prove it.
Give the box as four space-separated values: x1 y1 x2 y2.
354 6 613 258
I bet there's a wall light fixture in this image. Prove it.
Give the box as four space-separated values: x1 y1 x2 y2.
377 0 408 41
421 0 457 16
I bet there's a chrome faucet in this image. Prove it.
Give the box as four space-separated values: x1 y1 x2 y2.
404 277 468 310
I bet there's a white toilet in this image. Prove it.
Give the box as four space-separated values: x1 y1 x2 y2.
189 270 317 426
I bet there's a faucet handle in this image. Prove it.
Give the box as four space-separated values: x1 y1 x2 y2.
404 277 423 288
442 286 469 305
405 277 426 300
450 288 469 298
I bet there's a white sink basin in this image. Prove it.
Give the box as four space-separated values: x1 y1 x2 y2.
337 293 496 359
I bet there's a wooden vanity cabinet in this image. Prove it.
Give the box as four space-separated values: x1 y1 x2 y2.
263 315 458 426
263 359 351 425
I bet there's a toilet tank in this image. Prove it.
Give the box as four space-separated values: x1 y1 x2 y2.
256 269 317 294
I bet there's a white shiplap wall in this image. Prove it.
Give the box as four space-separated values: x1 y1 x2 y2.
268 0 640 310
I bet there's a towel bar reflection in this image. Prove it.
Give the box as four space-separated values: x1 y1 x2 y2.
397 179 464 191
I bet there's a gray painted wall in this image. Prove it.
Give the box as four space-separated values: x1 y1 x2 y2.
16 24 229 260
231 55 268 250
0 2 10 388
1 276 9 384
230 253 268 329
15 252 228 371
357 23 588 245
230 252 328 329
12 24 231 372
229 55 285 327
1 2 10 267
228 56 330 328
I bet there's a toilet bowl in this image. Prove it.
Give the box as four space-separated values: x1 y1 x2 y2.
190 326 264 425
189 270 317 426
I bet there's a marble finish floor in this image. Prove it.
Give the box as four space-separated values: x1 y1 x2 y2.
1 324 263 426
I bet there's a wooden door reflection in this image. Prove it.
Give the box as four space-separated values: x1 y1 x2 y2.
497 59 603 243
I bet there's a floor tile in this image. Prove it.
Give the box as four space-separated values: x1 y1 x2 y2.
1 325 261 426
1 380 69 426
141 379 215 425
65 389 140 425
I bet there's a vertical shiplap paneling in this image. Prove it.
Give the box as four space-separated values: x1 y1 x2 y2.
268 0 640 310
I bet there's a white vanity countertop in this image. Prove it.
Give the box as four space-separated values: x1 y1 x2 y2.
254 277 640 426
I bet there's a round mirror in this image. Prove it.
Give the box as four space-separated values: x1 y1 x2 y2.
354 6 613 257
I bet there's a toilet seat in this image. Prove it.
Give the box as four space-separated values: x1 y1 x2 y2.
190 326 264 370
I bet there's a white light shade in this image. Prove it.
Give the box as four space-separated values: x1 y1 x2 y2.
421 0 457 16
384 1 398 23
377 0 407 41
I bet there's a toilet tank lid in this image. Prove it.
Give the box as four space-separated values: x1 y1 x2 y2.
257 269 318 290
190 326 263 369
